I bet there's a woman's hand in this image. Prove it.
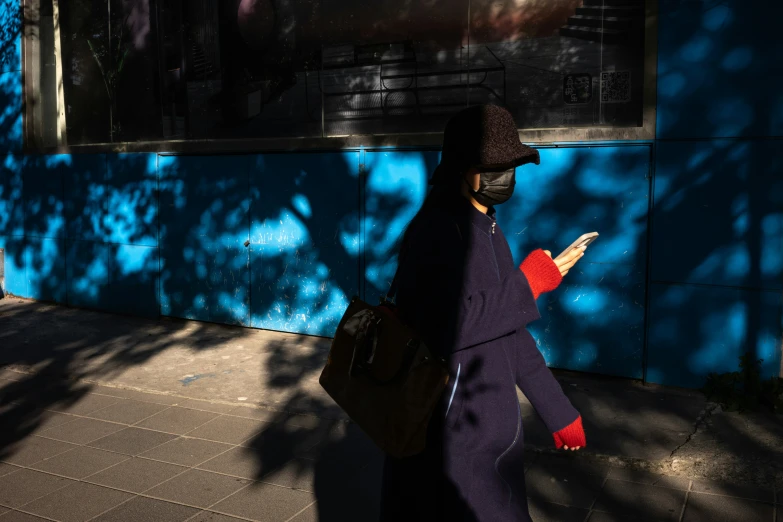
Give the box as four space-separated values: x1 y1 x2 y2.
543 246 585 277
553 416 586 451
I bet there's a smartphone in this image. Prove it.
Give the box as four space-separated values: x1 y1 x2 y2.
555 232 599 261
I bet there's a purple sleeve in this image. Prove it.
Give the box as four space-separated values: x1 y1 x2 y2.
511 329 580 433
440 270 539 351
402 218 538 353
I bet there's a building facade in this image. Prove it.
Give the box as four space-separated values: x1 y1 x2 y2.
0 0 781 388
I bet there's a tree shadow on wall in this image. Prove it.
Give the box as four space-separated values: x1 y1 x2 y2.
0 149 258 466
649 0 783 386
497 146 652 381
1 1 781 519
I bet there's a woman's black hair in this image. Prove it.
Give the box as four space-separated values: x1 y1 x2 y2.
395 171 463 263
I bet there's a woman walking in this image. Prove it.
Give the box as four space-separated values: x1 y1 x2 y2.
380 105 587 521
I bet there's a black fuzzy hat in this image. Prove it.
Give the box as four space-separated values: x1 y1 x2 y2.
431 104 540 184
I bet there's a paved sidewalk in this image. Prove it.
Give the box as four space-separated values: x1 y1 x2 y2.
1 298 781 521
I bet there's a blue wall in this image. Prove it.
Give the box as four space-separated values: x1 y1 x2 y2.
1 0 781 388
649 0 783 387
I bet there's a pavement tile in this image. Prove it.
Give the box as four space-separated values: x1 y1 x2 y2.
527 498 590 522
145 469 250 509
140 437 233 467
344 460 383 520
259 458 318 491
0 380 16 400
211 483 313 521
31 446 129 479
523 449 540 466
243 423 330 462
197 447 263 480
300 422 379 467
588 511 645 522
0 511 51 521
87 457 187 493
226 406 288 423
9 385 80 410
277 459 379 522
288 505 318 522
188 512 248 522
0 437 78 467
0 370 23 381
86 400 170 425
0 378 19 398
88 427 178 456
606 467 691 490
284 415 326 430
691 478 774 503
682 492 775 522
23 482 133 522
32 411 78 433
47 393 121 416
0 465 16 478
0 469 74 508
38 417 125 445
92 388 181 405
92 496 200 522
622 391 703 432
534 453 612 479
593 479 687 521
176 399 239 415
135 407 219 434
525 460 605 509
187 416 266 445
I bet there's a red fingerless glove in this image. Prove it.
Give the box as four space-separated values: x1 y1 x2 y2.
553 415 586 449
519 249 563 299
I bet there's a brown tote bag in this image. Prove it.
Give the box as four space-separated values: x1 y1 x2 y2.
319 270 449 459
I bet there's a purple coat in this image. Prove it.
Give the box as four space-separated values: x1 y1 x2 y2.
380 195 579 522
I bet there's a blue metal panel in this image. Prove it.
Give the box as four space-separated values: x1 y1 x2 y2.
647 282 782 388
158 155 251 326
0 0 21 74
0 235 24 295
249 152 361 336
657 1 783 139
362 147 650 378
63 155 107 242
66 239 110 309
105 154 159 247
0 154 22 236
652 140 783 290
23 155 68 239
363 150 440 304
497 145 651 379
2 236 67 302
107 244 159 317
0 72 21 152
26 237 66 302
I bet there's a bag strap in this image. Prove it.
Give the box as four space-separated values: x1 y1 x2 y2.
383 262 403 304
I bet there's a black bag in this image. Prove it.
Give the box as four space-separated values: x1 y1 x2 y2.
319 272 449 458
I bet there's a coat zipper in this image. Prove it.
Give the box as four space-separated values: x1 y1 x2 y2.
488 214 520 504
482 213 520 505
488 218 500 279
445 363 461 418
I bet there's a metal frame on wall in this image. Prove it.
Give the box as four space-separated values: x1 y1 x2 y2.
21 0 658 155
